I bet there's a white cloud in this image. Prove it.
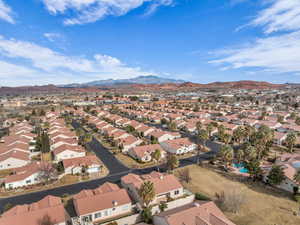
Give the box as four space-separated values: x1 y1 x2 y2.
41 0 174 25
210 31 300 73
0 0 15 24
252 0 300 34
0 35 155 85
0 61 35 77
210 0 300 75
44 32 63 42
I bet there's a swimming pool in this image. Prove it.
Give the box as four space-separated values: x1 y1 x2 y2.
233 163 249 173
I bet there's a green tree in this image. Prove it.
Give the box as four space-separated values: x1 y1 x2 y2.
236 150 244 164
206 123 214 138
159 202 168 212
245 160 262 181
277 115 284 123
286 132 297 153
141 207 153 223
296 117 300 126
242 145 257 162
139 181 156 207
267 165 285 185
196 121 202 134
233 126 245 144
294 170 300 184
166 154 179 171
218 145 234 166
198 129 209 164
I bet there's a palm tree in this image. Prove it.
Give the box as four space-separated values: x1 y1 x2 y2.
233 126 245 144
196 121 202 134
236 150 244 164
198 129 209 164
243 145 257 161
206 123 214 138
139 181 156 207
218 145 234 167
152 149 162 171
286 132 297 153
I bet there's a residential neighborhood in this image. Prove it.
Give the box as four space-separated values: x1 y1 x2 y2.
1 0 300 225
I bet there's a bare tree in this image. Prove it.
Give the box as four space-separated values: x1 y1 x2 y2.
215 188 246 214
177 168 192 183
38 163 57 184
38 214 56 225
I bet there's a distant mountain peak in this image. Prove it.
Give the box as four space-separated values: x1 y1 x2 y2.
61 75 186 87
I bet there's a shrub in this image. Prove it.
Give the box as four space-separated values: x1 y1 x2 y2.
294 194 300 203
141 207 153 223
3 203 13 212
195 192 211 201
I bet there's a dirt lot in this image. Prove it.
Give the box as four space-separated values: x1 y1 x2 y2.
175 165 300 225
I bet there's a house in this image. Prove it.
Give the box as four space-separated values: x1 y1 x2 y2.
62 155 102 175
73 182 133 224
148 130 181 143
263 153 300 193
4 162 50 189
50 137 78 150
160 138 197 155
136 125 155 136
153 201 236 225
128 144 165 162
119 135 143 153
52 144 86 161
0 151 30 170
0 195 70 225
255 121 281 129
121 171 184 206
273 132 287 145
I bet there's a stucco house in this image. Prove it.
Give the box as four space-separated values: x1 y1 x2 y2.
73 182 133 224
121 171 184 206
0 195 70 225
160 138 197 155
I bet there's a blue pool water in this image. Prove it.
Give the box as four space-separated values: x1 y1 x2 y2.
233 163 249 173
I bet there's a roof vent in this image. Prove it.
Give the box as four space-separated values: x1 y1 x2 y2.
113 200 118 206
193 202 200 207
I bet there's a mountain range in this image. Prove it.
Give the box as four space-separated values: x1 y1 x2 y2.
0 76 288 95
60 75 186 87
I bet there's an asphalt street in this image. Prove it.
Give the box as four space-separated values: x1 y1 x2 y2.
0 121 221 212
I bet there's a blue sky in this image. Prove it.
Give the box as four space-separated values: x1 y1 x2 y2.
0 0 300 86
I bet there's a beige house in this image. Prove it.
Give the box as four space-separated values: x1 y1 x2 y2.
73 182 133 224
121 171 184 206
0 195 70 225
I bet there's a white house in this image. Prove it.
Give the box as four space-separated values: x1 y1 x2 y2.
160 138 197 155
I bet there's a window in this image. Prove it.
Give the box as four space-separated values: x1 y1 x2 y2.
174 190 180 195
26 180 31 184
112 208 116 211
103 210 108 217
94 212 101 219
